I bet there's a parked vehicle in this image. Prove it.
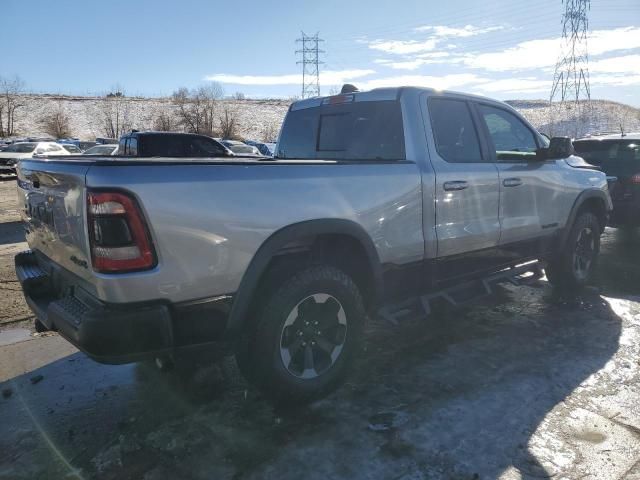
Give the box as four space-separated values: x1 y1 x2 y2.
79 141 98 151
246 140 276 156
0 141 70 174
61 144 83 154
116 132 233 157
574 133 640 227
95 137 117 145
82 144 118 156
221 139 261 155
15 86 611 403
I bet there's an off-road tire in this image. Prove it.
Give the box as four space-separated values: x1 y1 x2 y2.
545 212 600 290
236 265 365 404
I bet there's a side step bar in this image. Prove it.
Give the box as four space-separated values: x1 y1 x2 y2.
378 260 545 325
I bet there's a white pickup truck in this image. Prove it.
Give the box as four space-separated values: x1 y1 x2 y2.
16 86 611 402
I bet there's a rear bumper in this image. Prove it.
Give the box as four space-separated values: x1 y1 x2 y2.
15 250 234 364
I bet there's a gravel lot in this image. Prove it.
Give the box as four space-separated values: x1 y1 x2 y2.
1 177 639 480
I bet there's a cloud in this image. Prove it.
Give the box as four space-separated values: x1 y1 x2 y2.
588 55 640 74
205 69 375 86
356 73 484 90
463 27 640 72
472 78 551 94
369 38 439 55
589 27 640 55
368 24 503 55
381 52 463 70
414 25 504 37
590 74 640 87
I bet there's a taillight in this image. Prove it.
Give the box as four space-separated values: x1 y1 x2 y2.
631 174 640 185
87 190 156 273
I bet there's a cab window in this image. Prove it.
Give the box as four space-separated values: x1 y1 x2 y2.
128 137 138 156
428 98 483 163
478 105 538 161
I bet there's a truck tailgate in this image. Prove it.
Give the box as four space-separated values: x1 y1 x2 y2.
17 159 93 282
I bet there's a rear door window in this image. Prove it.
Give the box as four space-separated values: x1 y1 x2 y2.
277 100 405 161
428 98 483 163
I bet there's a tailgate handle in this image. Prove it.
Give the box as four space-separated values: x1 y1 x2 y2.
443 180 469 191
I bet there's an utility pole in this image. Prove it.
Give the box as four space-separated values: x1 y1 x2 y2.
549 0 592 137
296 32 324 99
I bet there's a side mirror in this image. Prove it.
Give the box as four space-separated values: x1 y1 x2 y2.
548 136 574 159
534 147 549 161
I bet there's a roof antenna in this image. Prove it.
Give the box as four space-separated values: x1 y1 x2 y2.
340 84 358 94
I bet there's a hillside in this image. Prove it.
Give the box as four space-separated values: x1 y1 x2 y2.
8 94 640 141
11 94 290 142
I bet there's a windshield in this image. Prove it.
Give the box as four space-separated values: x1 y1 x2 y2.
4 143 36 153
62 144 82 153
277 101 405 160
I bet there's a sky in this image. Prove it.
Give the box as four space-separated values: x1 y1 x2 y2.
2 0 639 104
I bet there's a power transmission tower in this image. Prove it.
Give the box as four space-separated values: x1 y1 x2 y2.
296 32 324 99
549 0 592 137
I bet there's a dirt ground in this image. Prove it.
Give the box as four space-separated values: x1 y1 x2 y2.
1 178 640 480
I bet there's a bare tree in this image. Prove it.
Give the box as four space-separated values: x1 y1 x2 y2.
612 102 631 135
0 76 25 137
233 91 245 100
40 102 72 138
261 122 280 142
99 90 132 138
219 107 238 139
172 82 224 136
152 110 177 131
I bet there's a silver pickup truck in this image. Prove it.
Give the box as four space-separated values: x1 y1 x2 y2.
15 86 611 402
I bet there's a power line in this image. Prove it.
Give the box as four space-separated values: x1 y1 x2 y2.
296 32 324 98
550 0 592 136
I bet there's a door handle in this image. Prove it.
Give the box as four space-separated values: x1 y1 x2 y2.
503 177 523 187
443 180 469 191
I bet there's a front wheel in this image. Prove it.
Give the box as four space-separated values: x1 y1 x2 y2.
545 212 601 290
236 265 365 404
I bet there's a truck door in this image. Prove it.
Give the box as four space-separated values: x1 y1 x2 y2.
474 103 562 254
423 96 501 277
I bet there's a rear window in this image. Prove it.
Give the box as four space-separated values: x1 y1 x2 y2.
5 143 36 153
574 140 640 175
277 100 405 161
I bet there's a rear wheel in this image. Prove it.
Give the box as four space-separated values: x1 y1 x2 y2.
546 212 600 290
236 265 365 404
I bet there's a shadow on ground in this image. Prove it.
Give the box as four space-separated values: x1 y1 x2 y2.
0 221 26 246
1 227 637 479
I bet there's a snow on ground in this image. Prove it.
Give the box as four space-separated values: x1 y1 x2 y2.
8 94 640 142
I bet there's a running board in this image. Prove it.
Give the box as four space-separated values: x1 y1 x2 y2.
378 260 545 324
